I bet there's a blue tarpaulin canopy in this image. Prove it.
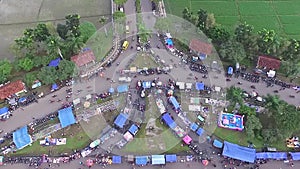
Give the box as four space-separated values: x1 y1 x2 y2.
222 141 256 163
58 107 76 128
162 113 176 129
190 123 198 132
18 97 27 103
112 156 122 164
0 107 9 116
256 152 287 160
196 128 204 136
142 81 151 89
228 67 233 75
128 124 139 135
114 113 129 128
196 82 204 91
199 53 207 60
52 83 59 90
117 85 128 93
213 139 223 148
151 155 165 165
135 156 148 165
109 87 114 93
290 152 300 160
169 96 180 110
165 154 177 163
13 126 32 149
166 38 173 46
48 58 61 67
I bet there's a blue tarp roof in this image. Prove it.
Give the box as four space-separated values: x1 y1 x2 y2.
165 154 177 162
166 38 173 46
151 155 165 165
128 124 139 135
222 141 256 163
142 81 151 89
162 113 176 129
13 126 32 149
195 82 204 91
18 97 27 103
109 87 114 93
117 85 129 93
112 156 122 164
190 123 198 132
135 156 148 165
114 113 129 128
256 152 287 159
290 152 300 160
58 107 76 128
52 83 58 90
196 128 204 136
213 139 223 148
199 53 207 60
0 107 9 116
169 96 180 110
228 67 233 75
48 58 61 67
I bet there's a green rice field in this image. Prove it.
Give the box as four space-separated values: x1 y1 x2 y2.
164 0 300 39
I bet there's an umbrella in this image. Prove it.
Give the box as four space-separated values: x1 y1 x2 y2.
86 159 94 167
109 87 114 93
84 101 91 108
202 160 209 166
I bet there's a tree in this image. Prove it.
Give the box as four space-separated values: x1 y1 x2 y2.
38 67 58 85
63 34 85 57
24 71 38 87
15 28 35 54
18 57 34 71
264 94 281 115
234 22 254 45
239 105 256 116
114 0 127 5
79 22 97 43
257 28 281 55
226 86 243 105
205 13 216 29
245 115 262 138
261 129 283 143
33 23 50 42
46 35 61 56
280 60 300 79
138 23 151 44
196 9 207 31
99 16 107 25
57 59 76 80
65 14 81 37
182 7 192 22
57 23 68 40
206 25 230 45
0 59 13 83
218 40 246 64
282 39 300 61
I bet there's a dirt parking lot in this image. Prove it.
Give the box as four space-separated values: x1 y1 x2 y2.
0 0 111 60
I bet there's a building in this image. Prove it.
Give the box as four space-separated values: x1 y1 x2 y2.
257 55 281 70
189 39 212 60
71 49 96 67
0 80 27 100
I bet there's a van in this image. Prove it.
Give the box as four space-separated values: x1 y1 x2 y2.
122 41 129 50
125 25 129 34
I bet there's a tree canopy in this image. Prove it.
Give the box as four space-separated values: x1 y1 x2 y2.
0 60 13 83
114 0 127 5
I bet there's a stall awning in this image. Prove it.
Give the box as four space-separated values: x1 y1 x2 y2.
114 113 129 128
0 107 9 116
196 128 204 136
213 139 223 148
112 156 122 164
190 123 198 132
151 155 165 165
222 141 256 163
196 82 204 91
290 152 300 160
58 107 76 128
183 135 192 145
135 156 148 165
128 124 139 135
165 154 177 163
13 126 32 149
256 152 287 160
162 113 176 129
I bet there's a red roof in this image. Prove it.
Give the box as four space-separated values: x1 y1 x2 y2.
71 50 96 67
189 39 212 55
0 80 26 99
257 56 281 70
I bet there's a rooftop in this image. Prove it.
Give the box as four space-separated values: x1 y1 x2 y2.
0 80 26 100
189 39 212 55
71 50 96 67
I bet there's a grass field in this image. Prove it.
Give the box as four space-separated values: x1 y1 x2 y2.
164 0 300 39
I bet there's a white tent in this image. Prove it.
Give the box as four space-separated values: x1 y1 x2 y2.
215 86 221 92
267 70 276 78
176 82 185 90
166 33 172 39
256 96 263 102
73 98 81 105
86 94 92 100
186 83 193 89
189 105 201 111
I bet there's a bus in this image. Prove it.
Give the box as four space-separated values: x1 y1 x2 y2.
122 41 129 50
